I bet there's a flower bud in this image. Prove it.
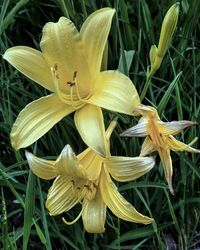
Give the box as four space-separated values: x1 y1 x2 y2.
150 3 180 74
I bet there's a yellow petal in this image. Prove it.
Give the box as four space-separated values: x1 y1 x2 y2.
3 46 54 92
86 71 140 115
78 148 102 180
104 156 155 182
82 189 106 233
100 167 153 224
11 94 75 149
158 120 197 135
25 151 57 180
120 118 148 137
46 176 80 216
167 136 200 153
140 136 156 157
105 120 117 157
80 8 115 75
158 149 174 194
40 17 91 95
74 104 106 157
55 145 86 178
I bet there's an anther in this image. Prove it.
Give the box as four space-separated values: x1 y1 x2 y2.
66 71 77 87
93 183 98 189
73 71 77 81
66 81 75 87
52 64 59 79
84 184 93 192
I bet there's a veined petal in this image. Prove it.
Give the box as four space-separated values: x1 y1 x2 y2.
158 149 174 194
78 148 102 180
167 136 200 153
82 189 106 233
55 145 86 178
100 167 153 224
11 94 75 149
74 104 106 157
140 137 156 157
104 156 155 182
80 8 115 75
25 151 57 180
40 17 91 94
158 120 197 135
46 176 80 216
86 71 140 115
120 118 148 137
3 46 54 92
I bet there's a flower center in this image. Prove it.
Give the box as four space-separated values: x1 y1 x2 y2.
147 117 168 150
71 178 98 201
51 64 91 109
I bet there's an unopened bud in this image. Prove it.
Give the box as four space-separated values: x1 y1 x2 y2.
150 3 180 74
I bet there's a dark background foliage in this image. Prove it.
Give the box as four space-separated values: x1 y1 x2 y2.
0 0 200 249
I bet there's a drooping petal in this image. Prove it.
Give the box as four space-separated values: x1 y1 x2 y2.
55 145 86 178
46 176 80 216
11 94 75 149
140 137 156 157
3 46 54 92
100 167 153 224
80 8 115 75
158 120 197 135
104 156 155 182
167 136 200 153
40 17 91 95
158 149 174 194
120 118 148 137
82 189 106 233
86 71 140 115
74 104 106 157
25 151 57 180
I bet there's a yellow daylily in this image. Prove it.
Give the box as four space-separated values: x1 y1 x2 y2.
120 105 200 194
3 8 140 156
26 121 155 233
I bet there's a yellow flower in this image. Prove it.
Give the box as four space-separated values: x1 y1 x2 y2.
26 121 154 233
149 3 179 75
3 8 140 156
120 105 200 194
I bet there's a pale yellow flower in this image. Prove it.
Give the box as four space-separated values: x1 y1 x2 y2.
26 122 155 233
121 105 200 194
3 8 140 156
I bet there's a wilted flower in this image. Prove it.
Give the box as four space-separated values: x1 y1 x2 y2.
121 105 200 194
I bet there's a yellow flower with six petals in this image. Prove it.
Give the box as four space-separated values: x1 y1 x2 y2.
26 121 155 233
3 8 140 156
121 105 200 194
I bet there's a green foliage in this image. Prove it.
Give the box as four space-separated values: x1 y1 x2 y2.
0 0 200 249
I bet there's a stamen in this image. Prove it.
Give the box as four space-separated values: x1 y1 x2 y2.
74 72 82 102
65 71 83 108
51 65 66 103
62 206 84 225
